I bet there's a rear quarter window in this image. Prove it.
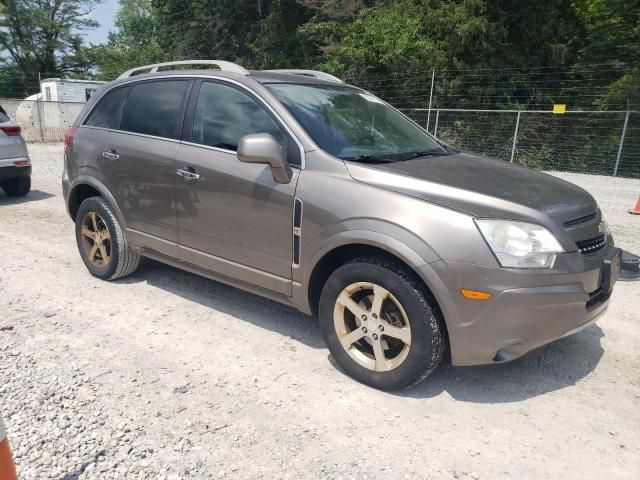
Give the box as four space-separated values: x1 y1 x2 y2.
84 87 131 129
119 80 190 139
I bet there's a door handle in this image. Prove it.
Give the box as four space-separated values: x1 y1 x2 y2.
102 150 120 162
176 168 201 183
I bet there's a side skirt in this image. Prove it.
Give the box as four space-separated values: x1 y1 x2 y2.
140 248 299 310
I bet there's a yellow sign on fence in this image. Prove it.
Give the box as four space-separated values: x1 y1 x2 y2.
553 104 567 114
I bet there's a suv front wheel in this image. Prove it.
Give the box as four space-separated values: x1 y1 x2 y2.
319 257 446 390
75 196 140 280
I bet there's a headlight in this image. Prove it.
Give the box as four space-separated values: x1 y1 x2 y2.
475 219 565 268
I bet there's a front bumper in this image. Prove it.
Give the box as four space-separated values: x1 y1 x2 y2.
427 239 621 366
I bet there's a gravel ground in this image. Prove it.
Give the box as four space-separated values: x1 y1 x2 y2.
1 143 639 480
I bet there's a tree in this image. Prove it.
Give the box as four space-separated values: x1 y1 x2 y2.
0 0 101 79
89 0 165 80
152 0 265 64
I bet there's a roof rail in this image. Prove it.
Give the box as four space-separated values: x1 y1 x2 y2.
118 60 249 79
262 69 343 83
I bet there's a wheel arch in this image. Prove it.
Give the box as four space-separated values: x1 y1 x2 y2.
303 232 450 320
66 176 126 228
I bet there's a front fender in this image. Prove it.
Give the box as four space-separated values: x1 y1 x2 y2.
302 226 439 283
293 220 454 313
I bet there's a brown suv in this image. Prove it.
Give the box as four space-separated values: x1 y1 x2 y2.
63 61 620 390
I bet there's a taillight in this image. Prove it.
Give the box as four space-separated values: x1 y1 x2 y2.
0 125 21 136
64 126 78 151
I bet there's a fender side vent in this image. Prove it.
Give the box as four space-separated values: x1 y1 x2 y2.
294 198 303 228
293 236 301 266
292 198 303 267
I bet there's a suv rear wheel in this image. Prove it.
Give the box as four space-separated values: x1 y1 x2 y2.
2 177 30 197
75 196 140 280
319 257 446 390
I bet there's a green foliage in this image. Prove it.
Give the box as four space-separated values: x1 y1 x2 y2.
89 0 165 80
0 0 638 110
0 0 99 79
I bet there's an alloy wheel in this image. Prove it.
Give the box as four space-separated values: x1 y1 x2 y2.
333 282 412 372
80 211 111 268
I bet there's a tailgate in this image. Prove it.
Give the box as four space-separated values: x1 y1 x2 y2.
0 120 25 160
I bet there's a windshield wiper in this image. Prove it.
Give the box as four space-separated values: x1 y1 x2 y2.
394 149 451 161
341 155 394 164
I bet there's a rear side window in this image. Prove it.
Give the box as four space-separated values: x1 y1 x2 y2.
120 81 190 139
190 81 288 152
84 87 130 128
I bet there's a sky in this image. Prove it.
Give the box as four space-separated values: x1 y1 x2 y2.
84 0 120 45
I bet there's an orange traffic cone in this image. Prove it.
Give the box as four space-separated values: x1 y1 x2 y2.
0 416 18 480
630 197 640 215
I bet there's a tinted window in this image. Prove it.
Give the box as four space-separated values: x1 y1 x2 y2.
120 81 189 139
84 87 130 128
266 83 445 161
191 82 287 152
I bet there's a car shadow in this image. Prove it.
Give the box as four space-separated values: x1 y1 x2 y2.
120 259 325 349
124 259 605 403
0 189 55 205
395 324 604 403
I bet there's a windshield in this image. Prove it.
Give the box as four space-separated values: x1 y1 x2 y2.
265 83 447 162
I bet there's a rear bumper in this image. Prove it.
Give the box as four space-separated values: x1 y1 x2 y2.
427 239 621 366
0 160 31 181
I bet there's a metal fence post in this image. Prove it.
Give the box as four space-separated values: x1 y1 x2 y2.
613 110 630 177
509 110 521 163
434 109 440 138
36 98 45 143
426 69 435 132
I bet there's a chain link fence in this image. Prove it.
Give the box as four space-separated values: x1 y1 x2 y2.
1 97 638 178
404 108 639 178
0 98 84 142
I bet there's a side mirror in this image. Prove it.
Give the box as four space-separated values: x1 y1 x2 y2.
237 133 293 184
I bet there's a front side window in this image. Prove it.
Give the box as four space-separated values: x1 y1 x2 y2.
265 83 446 162
190 81 287 152
120 80 190 139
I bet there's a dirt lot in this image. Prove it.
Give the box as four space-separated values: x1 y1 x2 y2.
1 143 639 480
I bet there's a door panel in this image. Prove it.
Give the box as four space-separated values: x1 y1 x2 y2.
102 132 179 241
175 143 298 291
99 79 191 242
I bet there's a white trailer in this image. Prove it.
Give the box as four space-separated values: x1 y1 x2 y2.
11 78 106 141
40 78 106 103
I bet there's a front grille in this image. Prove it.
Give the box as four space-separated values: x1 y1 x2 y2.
576 234 606 254
563 211 597 228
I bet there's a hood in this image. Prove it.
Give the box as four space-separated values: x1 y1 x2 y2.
345 152 598 226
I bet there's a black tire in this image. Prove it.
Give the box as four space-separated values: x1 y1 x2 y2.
75 196 140 280
319 256 446 390
2 176 30 197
